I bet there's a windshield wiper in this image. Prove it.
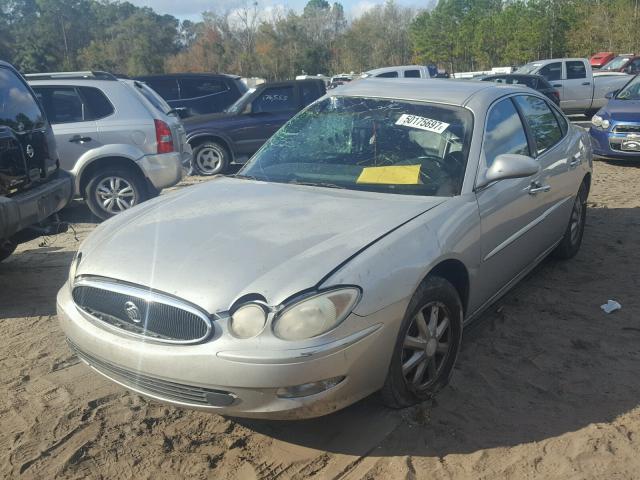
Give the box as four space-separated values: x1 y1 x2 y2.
234 173 260 181
288 180 346 189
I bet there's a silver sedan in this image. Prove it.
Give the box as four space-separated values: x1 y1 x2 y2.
57 79 592 419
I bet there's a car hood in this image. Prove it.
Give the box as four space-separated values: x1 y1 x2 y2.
77 177 446 314
602 100 640 122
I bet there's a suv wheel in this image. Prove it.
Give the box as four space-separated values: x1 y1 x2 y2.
85 168 148 220
381 276 463 409
193 141 229 175
0 239 17 262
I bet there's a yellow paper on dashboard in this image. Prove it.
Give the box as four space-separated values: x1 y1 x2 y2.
357 165 421 185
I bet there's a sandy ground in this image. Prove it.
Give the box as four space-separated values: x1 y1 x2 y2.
1 160 640 479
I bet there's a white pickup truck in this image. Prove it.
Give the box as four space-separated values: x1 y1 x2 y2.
361 65 434 79
517 58 630 116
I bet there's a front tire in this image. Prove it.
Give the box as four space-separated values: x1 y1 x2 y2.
553 182 588 260
85 167 148 220
193 141 229 176
381 276 463 409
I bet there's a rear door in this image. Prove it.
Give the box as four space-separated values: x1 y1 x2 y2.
32 86 100 172
1 69 56 184
562 60 593 112
475 97 548 304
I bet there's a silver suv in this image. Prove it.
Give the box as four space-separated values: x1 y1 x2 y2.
27 71 192 219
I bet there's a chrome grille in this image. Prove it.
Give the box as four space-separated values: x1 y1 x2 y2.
614 124 640 134
69 342 235 407
72 278 212 344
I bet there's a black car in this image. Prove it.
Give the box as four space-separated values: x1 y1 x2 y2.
0 60 73 261
481 74 560 105
185 79 326 175
134 73 248 118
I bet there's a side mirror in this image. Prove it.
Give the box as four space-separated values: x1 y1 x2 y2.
477 154 539 189
605 90 619 99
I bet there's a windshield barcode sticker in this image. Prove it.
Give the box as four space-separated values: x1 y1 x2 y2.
395 114 449 134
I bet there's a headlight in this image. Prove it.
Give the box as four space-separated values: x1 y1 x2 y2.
273 288 360 341
229 303 267 338
591 115 602 127
601 119 610 130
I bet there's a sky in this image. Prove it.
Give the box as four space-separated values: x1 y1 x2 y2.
128 0 428 22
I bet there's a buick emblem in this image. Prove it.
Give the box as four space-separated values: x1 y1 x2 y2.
124 301 142 323
25 144 34 158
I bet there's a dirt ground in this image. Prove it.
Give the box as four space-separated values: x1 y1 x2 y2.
1 160 639 480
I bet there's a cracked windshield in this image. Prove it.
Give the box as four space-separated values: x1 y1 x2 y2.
240 96 473 196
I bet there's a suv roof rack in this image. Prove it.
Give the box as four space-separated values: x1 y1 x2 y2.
25 71 118 81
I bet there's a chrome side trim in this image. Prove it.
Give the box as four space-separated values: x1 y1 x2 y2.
483 195 573 262
72 277 213 345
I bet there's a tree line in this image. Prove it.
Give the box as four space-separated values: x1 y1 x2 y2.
1 0 639 79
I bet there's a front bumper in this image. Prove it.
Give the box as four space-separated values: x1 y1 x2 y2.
137 149 191 191
0 170 73 240
57 284 404 419
590 126 640 160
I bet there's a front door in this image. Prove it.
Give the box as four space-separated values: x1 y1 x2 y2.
561 61 593 113
32 86 99 172
474 97 548 307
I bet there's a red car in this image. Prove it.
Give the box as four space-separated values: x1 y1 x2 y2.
590 52 616 69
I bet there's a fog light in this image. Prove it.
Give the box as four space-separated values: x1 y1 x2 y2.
276 376 345 398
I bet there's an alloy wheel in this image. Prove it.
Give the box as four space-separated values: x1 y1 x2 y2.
95 176 137 214
401 301 453 391
195 147 223 174
569 195 584 246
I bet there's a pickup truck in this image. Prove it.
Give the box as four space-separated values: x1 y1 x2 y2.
361 65 436 79
185 79 326 175
517 58 631 116
0 60 73 261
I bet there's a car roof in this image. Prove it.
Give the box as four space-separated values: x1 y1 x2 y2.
135 73 241 80
330 78 527 107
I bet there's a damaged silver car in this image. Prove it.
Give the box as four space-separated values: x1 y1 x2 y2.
57 79 592 419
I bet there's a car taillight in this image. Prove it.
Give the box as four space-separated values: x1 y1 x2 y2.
154 119 174 154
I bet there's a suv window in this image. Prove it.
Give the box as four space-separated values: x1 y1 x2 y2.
133 81 169 114
483 98 530 167
300 82 320 106
79 87 114 119
145 78 179 100
179 77 228 99
376 71 399 78
0 67 45 131
252 86 297 113
566 61 586 79
34 87 84 124
627 59 640 74
404 70 421 78
514 95 563 155
538 62 562 82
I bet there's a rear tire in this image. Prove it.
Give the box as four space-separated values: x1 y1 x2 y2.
553 182 588 260
85 167 148 221
0 238 17 262
381 276 463 409
193 141 229 176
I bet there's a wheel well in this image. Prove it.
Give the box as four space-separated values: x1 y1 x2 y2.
582 172 591 196
79 157 145 196
190 136 232 159
427 259 470 315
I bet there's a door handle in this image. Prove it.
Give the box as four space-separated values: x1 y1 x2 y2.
581 82 591 86
552 84 562 88
528 181 551 195
69 135 92 143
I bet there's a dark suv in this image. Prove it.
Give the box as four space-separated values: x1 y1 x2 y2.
185 79 326 175
0 61 73 261
134 73 247 118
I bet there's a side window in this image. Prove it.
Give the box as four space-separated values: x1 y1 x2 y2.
629 59 640 74
566 61 586 79
538 62 562 82
376 71 399 78
145 78 179 100
404 70 421 78
300 83 320 107
34 87 85 124
550 104 568 135
252 86 296 113
491 76 506 84
483 98 530 167
179 78 228 99
514 95 563 155
0 67 45 131
78 87 114 120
